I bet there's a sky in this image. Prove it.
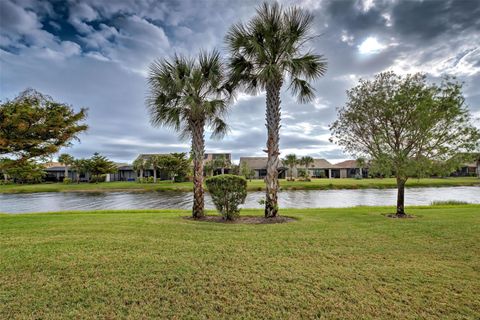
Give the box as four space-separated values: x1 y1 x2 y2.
1 0 479 164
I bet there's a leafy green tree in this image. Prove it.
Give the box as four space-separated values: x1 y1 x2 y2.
330 72 480 216
240 162 255 181
282 154 298 180
0 159 44 184
203 160 215 177
0 89 87 161
147 50 231 218
71 158 89 183
299 156 314 179
212 155 231 175
226 3 327 217
88 153 117 183
169 153 190 182
58 153 75 180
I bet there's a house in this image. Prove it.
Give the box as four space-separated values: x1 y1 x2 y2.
133 154 173 180
106 164 136 182
450 153 480 177
333 160 369 178
43 163 79 182
239 157 287 179
203 153 232 175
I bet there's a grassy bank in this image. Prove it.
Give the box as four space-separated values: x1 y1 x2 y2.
0 176 478 194
1 206 479 319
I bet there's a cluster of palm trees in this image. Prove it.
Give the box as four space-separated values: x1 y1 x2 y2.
282 154 315 181
133 153 189 183
147 3 327 218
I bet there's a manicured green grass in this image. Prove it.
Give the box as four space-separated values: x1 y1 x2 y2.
1 176 478 193
1 206 479 319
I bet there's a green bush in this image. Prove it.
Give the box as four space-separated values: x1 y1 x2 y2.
63 178 72 184
206 174 247 220
147 176 154 183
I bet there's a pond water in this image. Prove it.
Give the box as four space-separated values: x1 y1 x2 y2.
1 186 479 214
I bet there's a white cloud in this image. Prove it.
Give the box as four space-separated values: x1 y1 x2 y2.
358 37 387 54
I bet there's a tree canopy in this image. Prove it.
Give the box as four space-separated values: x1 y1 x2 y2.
330 72 480 215
0 89 88 161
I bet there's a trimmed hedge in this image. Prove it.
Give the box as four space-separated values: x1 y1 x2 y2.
206 174 247 220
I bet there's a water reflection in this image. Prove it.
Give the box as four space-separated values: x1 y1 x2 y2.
1 186 479 213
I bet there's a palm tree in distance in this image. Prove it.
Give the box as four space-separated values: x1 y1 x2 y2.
282 154 298 181
226 2 327 217
58 153 74 181
300 156 314 179
147 50 231 218
147 155 162 183
133 158 146 180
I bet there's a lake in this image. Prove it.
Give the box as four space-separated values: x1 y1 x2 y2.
1 186 479 213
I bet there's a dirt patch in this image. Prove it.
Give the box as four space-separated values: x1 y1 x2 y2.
184 215 296 224
385 213 416 219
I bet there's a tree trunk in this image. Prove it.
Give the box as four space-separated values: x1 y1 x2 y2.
153 168 157 183
192 119 205 218
64 167 68 181
221 167 224 175
396 177 407 216
264 79 282 218
140 169 143 179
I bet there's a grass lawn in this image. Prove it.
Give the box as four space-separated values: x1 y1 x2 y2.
1 205 479 319
1 176 478 193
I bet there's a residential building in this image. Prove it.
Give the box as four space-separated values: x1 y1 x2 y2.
333 160 369 178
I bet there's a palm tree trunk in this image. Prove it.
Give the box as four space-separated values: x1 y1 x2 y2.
396 177 407 216
265 79 282 218
64 167 68 181
153 167 157 183
192 119 205 218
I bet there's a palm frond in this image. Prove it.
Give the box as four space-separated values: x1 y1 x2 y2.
290 77 315 103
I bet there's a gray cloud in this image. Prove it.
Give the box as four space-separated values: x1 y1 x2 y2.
1 0 479 164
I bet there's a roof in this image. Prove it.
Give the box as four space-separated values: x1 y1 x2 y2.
239 157 269 169
44 166 66 171
42 162 63 168
334 160 359 169
239 157 334 169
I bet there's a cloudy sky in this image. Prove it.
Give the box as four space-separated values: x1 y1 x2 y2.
1 0 479 163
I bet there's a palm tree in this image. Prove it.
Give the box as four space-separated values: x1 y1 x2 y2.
58 153 74 180
213 155 230 175
147 50 231 218
147 155 162 183
133 158 146 181
226 2 327 217
282 154 298 180
300 156 314 179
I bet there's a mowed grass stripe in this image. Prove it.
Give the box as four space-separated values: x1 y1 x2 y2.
1 206 479 319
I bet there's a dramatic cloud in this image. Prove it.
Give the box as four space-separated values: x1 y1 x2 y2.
1 0 479 163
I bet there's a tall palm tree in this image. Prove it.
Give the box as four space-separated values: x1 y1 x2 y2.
147 50 231 218
58 153 74 180
226 2 327 217
282 153 298 180
300 156 314 179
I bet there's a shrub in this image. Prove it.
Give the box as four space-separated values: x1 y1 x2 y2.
63 178 72 184
206 174 247 220
147 176 154 183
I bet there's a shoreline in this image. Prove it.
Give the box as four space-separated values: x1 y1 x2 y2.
0 177 478 194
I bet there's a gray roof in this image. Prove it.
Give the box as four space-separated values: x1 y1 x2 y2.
240 157 334 169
